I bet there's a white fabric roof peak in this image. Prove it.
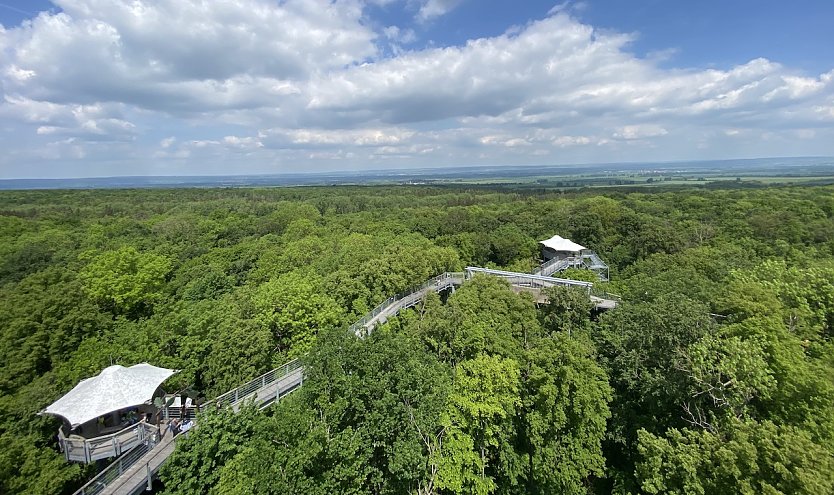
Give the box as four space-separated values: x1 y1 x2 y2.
540 235 586 252
42 363 177 427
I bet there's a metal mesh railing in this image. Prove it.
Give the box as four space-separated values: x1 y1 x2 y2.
72 423 159 495
348 272 464 334
60 421 156 464
580 251 609 281
466 267 594 291
590 284 621 301
163 406 198 421
581 251 608 269
207 359 302 410
533 257 579 276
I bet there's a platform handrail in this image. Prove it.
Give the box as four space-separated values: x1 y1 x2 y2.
72 423 159 495
465 266 594 289
59 420 156 464
348 271 464 334
205 359 302 410
533 256 579 276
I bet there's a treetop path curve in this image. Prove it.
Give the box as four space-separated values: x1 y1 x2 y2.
75 264 616 494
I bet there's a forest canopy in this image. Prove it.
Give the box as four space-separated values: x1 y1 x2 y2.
1 184 834 494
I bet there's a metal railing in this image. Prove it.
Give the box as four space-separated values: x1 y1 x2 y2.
580 251 609 281
347 264 616 337
590 284 621 302
348 272 464 335
70 359 302 495
206 359 302 410
465 267 594 292
162 406 197 421
72 423 160 495
533 256 580 276
581 251 607 269
59 421 157 464
533 252 610 281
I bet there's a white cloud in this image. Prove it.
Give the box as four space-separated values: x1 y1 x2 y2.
0 3 833 177
613 125 668 140
222 135 264 151
3 0 375 113
259 127 415 148
416 0 465 22
0 96 136 141
383 25 417 44
302 14 834 133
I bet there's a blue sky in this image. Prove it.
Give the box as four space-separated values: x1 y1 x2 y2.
0 0 833 178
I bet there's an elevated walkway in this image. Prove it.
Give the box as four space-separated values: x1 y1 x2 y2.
76 260 615 493
532 251 609 281
349 272 464 336
73 361 303 495
352 266 616 335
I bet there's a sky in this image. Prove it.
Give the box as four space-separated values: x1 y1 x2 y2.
0 0 833 179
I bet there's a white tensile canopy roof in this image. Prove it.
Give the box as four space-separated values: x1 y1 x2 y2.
42 363 177 428
540 235 586 252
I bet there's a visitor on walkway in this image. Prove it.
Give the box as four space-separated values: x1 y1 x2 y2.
180 418 194 436
168 418 180 437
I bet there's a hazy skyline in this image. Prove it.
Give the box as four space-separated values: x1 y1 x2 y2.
1 0 833 178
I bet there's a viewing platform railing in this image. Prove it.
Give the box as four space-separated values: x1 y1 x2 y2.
58 421 159 464
205 359 302 410
72 426 160 495
533 251 609 281
533 256 580 277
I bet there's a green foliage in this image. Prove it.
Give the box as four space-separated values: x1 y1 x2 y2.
559 267 600 283
79 246 172 317
540 285 594 336
0 434 85 495
160 405 269 495
417 275 538 364
520 335 611 494
253 271 345 357
594 295 714 444
437 354 520 495
636 420 834 495
679 333 776 423
2 184 834 494
488 224 536 266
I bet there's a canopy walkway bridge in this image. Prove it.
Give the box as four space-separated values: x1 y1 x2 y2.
532 251 609 281
72 362 303 495
73 263 616 494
